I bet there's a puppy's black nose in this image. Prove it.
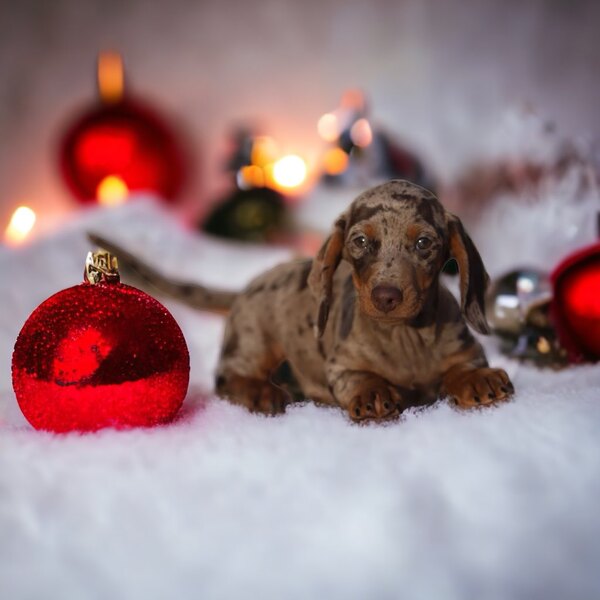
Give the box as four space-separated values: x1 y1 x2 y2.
371 285 403 313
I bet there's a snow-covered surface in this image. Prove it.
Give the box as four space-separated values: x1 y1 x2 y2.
1 196 600 600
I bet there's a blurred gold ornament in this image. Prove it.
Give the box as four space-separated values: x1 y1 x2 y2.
85 250 120 284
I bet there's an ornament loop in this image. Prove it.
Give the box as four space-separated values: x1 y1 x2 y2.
85 250 120 284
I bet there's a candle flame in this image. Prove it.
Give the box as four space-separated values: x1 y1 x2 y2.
98 51 124 104
272 155 307 190
5 206 36 246
97 175 129 206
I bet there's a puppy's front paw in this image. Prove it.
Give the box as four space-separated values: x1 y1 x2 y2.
444 367 514 409
348 381 402 423
216 375 290 416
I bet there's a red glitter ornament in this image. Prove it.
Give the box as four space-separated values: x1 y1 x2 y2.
12 251 190 432
551 242 600 363
59 52 187 204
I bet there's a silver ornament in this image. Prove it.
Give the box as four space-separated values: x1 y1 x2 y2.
486 269 568 367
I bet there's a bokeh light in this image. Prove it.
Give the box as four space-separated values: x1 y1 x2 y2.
272 155 307 189
323 147 349 175
97 51 124 104
341 89 366 111
317 113 340 142
350 118 373 147
4 206 36 246
97 175 129 206
237 165 265 189
251 136 279 167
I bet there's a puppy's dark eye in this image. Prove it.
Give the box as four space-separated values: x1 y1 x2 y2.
353 235 369 249
416 237 432 251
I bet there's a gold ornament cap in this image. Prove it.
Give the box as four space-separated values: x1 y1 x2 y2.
85 250 120 284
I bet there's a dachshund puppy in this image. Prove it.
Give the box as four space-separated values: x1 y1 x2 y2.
90 180 514 422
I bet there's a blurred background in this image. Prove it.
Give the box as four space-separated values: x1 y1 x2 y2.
1 0 600 241
2 5 600 595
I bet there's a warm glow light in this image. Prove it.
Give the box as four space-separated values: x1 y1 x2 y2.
98 51 124 104
97 175 129 206
251 136 278 167
350 118 373 148
341 89 366 111
272 155 307 189
317 113 340 142
237 165 265 189
5 206 36 246
323 147 349 175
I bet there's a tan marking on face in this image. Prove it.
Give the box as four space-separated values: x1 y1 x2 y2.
415 264 432 293
362 223 376 238
352 271 378 317
406 223 421 242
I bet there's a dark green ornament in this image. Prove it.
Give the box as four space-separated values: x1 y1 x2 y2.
202 187 287 242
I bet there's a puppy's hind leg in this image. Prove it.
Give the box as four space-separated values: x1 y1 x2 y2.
215 314 290 416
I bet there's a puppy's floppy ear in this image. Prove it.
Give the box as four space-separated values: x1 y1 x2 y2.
446 213 491 334
308 214 347 337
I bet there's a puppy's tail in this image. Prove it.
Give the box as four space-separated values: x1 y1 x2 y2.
87 233 238 312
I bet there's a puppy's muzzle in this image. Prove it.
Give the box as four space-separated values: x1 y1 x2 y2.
371 285 403 313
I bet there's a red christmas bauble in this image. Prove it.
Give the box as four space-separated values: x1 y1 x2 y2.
59 97 187 203
551 242 600 363
12 270 190 432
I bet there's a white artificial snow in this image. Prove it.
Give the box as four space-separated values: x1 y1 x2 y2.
1 196 599 600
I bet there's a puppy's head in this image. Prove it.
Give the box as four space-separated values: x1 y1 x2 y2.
309 180 490 336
